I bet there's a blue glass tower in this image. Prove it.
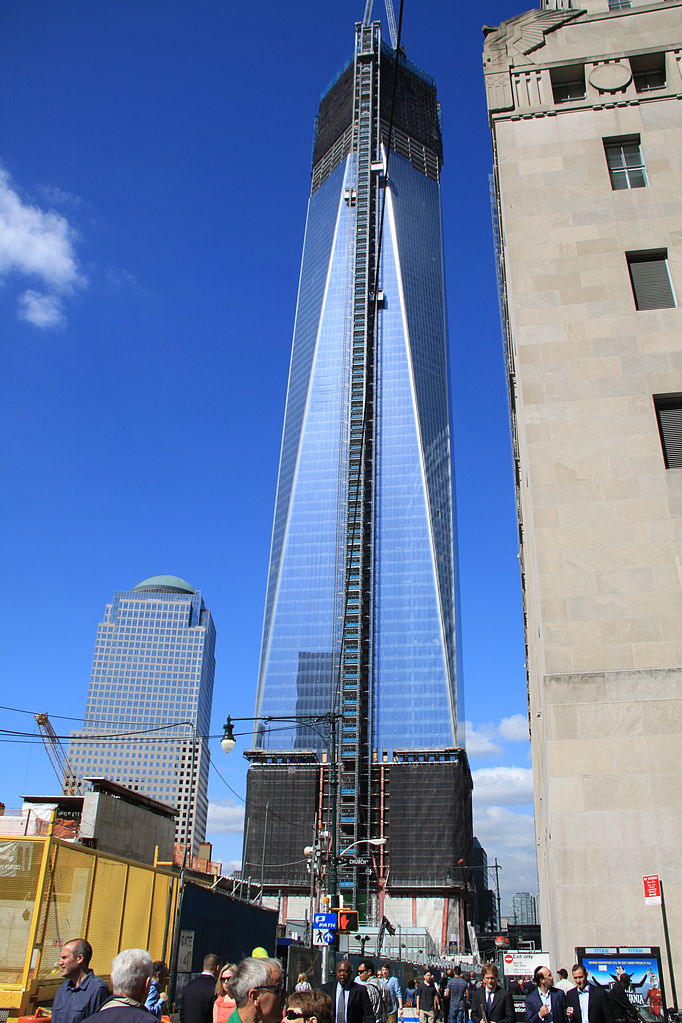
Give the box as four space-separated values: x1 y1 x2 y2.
68 575 216 855
244 20 471 927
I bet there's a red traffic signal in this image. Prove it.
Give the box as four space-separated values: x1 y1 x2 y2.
336 909 359 933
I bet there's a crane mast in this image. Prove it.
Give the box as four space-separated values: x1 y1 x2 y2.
362 0 399 49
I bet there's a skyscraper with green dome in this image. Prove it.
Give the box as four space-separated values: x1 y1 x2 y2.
68 575 216 854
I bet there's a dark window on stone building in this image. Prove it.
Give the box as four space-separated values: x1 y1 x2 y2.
630 52 666 92
626 251 675 310
654 396 682 468
550 65 586 103
604 136 647 189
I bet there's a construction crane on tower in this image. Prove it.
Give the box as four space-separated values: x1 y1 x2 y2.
35 712 83 796
363 0 399 48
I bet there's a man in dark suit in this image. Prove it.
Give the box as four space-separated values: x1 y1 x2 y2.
470 965 514 1023
321 961 374 1023
180 954 221 1023
525 968 567 1023
565 965 612 1023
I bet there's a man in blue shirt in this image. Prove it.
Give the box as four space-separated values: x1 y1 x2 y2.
446 968 468 1023
52 939 109 1023
380 964 403 1023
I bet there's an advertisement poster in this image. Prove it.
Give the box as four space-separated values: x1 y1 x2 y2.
577 948 666 1021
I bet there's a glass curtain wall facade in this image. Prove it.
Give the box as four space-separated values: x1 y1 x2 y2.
247 20 468 912
256 24 460 753
68 575 216 854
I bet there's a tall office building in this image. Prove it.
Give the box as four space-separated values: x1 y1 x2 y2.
485 0 682 978
242 17 472 947
68 575 216 854
471 837 498 934
510 892 537 927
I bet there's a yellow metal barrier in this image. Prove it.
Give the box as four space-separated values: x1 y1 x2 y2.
0 835 179 1018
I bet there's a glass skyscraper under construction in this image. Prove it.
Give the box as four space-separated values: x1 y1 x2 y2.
244 18 471 940
68 575 216 855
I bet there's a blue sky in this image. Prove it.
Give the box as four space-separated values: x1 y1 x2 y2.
0 0 535 912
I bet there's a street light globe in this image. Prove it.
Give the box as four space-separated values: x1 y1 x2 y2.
369 838 387 846
221 717 236 753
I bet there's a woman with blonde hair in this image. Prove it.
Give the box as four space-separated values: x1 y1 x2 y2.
214 963 238 1023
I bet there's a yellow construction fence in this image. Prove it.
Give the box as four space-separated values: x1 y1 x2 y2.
0 834 179 1018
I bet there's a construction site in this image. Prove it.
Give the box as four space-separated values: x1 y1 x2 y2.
0 714 277 1021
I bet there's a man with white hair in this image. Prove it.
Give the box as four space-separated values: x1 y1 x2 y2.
81 949 157 1023
227 956 284 1023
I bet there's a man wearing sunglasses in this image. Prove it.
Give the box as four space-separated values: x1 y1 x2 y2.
227 956 285 1023
321 960 374 1023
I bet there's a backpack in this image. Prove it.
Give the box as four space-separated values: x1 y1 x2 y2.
366 977 391 1023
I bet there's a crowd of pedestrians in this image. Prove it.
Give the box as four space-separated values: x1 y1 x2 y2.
49 938 653 1023
520 964 647 1023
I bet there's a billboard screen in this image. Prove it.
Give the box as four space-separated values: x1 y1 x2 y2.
576 947 666 1021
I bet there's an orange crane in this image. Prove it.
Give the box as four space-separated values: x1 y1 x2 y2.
35 712 83 795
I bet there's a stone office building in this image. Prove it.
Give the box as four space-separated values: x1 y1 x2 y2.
484 0 682 982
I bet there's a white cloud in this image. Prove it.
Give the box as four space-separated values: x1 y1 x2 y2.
474 805 538 910
35 183 84 209
464 721 502 757
0 165 85 326
499 713 529 742
18 290 64 328
105 266 138 290
472 766 533 806
206 801 245 835
475 805 535 849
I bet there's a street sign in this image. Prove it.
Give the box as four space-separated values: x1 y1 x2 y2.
502 951 551 976
313 928 336 946
643 874 662 906
314 912 338 929
346 856 369 866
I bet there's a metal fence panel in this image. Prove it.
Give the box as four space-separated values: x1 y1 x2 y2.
120 866 153 952
38 844 94 977
85 856 127 975
149 871 175 963
0 840 45 985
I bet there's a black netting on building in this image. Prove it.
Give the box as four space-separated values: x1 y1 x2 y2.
388 759 472 886
313 62 355 167
313 53 441 170
243 763 320 886
379 53 442 161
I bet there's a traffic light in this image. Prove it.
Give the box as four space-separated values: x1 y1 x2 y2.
336 909 359 933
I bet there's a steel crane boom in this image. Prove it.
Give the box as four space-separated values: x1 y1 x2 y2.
362 0 398 49
35 712 83 795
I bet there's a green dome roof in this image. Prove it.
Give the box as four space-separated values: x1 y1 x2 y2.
132 575 196 594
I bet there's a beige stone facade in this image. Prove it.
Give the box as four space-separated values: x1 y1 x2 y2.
484 0 682 986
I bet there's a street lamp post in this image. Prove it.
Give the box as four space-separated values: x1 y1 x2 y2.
338 837 387 857
222 712 343 906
